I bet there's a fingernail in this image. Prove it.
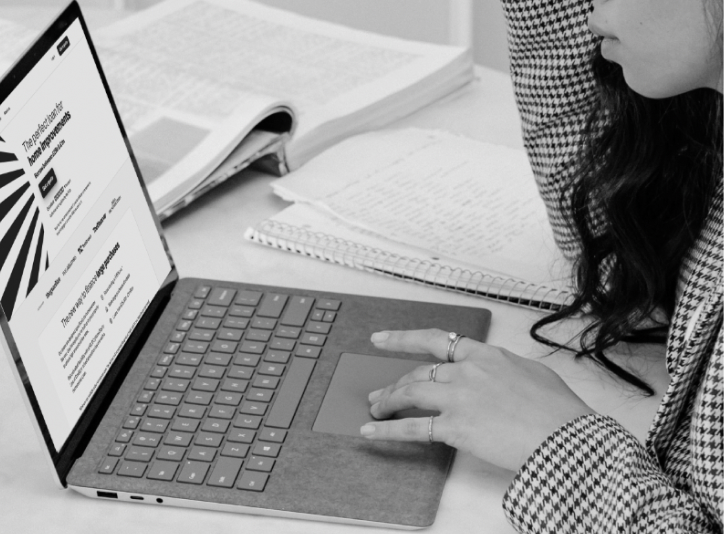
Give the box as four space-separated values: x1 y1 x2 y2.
371 331 389 343
368 389 383 403
360 424 376 436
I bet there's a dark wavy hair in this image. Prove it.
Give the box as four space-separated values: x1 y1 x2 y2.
530 46 723 395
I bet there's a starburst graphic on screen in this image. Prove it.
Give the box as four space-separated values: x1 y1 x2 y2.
0 135 49 320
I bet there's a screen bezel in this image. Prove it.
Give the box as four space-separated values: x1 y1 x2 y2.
0 1 179 487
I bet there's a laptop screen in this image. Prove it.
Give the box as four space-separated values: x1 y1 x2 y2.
0 9 172 454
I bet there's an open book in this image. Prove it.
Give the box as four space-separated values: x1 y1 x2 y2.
245 129 575 310
0 0 472 219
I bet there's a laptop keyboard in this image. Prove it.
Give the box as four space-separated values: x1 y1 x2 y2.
97 285 339 492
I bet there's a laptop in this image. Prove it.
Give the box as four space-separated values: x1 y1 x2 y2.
0 2 490 529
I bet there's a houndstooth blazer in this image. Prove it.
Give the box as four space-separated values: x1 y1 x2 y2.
499 1 723 532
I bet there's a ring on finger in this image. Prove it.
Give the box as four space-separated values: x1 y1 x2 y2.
428 362 445 382
446 332 465 363
428 415 435 443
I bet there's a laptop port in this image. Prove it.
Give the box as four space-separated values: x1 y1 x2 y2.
96 491 118 499
130 496 144 500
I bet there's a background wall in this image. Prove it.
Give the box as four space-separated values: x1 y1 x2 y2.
0 0 511 72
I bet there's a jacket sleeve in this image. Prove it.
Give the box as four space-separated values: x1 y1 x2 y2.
501 0 599 257
502 411 722 533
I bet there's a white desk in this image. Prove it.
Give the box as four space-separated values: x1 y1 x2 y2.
0 8 669 534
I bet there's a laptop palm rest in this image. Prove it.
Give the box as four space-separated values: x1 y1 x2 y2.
313 353 438 437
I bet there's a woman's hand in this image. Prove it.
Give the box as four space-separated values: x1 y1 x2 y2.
361 329 595 472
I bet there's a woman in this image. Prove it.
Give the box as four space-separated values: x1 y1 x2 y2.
360 0 723 532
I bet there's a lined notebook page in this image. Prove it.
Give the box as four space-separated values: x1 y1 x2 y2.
272 129 568 286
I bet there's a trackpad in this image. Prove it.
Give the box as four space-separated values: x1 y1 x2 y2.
313 353 438 437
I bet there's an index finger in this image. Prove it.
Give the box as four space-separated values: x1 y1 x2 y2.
370 328 473 362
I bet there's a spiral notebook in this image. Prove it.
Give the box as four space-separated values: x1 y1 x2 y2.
245 129 574 311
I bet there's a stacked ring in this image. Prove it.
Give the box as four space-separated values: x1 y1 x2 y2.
428 415 435 443
446 332 465 363
428 362 445 382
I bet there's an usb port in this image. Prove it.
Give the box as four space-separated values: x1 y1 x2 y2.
96 491 118 499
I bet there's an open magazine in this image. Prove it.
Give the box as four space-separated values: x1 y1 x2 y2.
0 0 473 220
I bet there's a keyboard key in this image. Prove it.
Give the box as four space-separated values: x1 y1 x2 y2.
270 338 295 351
108 443 126 457
182 310 198 321
207 288 236 307
123 416 141 429
189 330 214 342
221 443 249 459
126 445 154 462
171 418 200 433
229 306 254 318
259 363 285 377
182 341 208 354
116 430 133 443
245 329 272 342
176 353 202 367
208 405 235 420
207 457 243 488
240 401 268 416
215 392 242 406
253 442 281 458
234 290 262 306
202 419 230 433
144 378 161 391
148 405 175 419
162 378 189 393
204 353 232 366
237 471 268 491
201 305 226 318
221 377 249 393
157 354 174 366
138 391 155 403
188 446 217 462
118 461 147 478
251 318 276 330
133 432 161 447
198 364 225 379
176 320 193 332
194 286 212 299
294 346 321 358
146 460 178 481
233 414 263 429
227 430 256 444
163 342 180 354
239 341 265 354
317 299 341 311
223 317 249 329
260 428 287 443
306 321 331 334
187 299 204 310
257 294 288 318
164 432 193 447
98 458 118 474
265 351 290 364
211 340 237 353
247 388 274 403
195 432 223 448
266 357 315 429
169 365 195 379
246 456 275 473
300 333 326 346
253 376 279 389
130 404 147 416
186 391 213 405
275 327 301 339
177 461 209 485
322 311 336 323
196 317 221 330
280 296 314 327
178 404 206 419
311 310 324 322
192 377 219 392
234 354 261 367
150 367 167 379
141 419 169 433
157 445 186 461
155 392 183 406
217 328 243 342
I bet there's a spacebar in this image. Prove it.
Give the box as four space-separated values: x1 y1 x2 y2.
266 357 316 429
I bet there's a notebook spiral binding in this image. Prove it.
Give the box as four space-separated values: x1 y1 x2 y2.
247 220 574 312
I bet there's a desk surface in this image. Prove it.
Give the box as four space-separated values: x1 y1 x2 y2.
0 8 669 534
